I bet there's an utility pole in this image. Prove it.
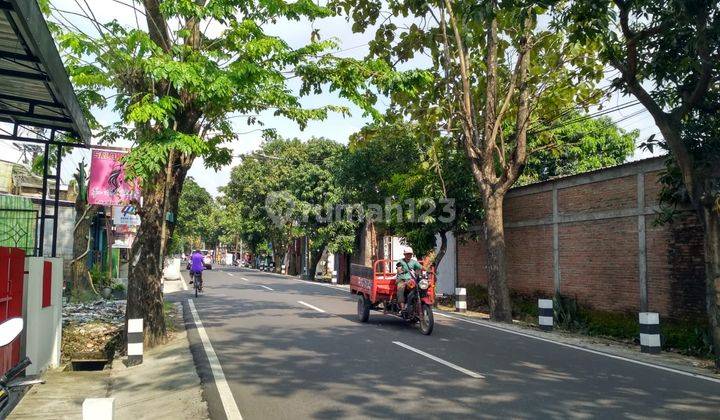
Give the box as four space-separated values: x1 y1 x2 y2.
302 236 309 279
158 150 174 270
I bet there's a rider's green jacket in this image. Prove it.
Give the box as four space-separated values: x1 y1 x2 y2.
397 259 422 281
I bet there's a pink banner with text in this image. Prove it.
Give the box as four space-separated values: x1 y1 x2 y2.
88 149 141 206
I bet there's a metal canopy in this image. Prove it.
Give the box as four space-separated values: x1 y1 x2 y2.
0 0 93 257
0 0 90 144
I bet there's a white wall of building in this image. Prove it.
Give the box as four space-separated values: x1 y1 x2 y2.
23 257 63 375
391 237 404 262
39 205 74 259
434 232 457 295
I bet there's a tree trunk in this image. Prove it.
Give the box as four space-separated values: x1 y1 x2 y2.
433 230 448 268
483 193 513 322
126 184 166 348
701 206 720 369
307 246 325 280
126 152 191 348
71 204 96 299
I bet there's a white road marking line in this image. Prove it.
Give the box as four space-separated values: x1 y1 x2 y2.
297 301 326 313
187 299 243 420
434 311 720 384
240 277 249 281
227 273 234 277
259 285 274 291
393 341 484 379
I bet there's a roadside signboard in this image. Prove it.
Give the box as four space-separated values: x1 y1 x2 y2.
112 205 141 226
112 224 137 249
88 149 140 206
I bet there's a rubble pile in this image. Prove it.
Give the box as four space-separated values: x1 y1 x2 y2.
63 300 126 326
62 300 126 362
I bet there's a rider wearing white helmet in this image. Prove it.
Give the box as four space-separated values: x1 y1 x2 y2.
396 247 422 310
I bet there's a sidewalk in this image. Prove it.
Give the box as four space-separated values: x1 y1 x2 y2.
10 303 208 420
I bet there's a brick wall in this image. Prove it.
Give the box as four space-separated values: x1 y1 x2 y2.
457 157 706 319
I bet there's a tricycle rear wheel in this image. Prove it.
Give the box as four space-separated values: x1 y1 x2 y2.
357 294 370 323
419 303 434 335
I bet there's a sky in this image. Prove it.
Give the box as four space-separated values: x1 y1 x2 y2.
0 1 661 196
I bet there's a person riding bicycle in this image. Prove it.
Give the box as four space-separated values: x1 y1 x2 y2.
396 247 422 312
189 249 205 285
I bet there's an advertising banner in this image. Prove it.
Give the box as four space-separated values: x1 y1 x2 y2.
112 205 141 226
88 149 140 206
113 224 137 249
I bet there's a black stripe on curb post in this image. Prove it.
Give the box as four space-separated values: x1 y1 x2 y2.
127 318 143 365
639 312 661 354
455 288 466 313
538 299 553 331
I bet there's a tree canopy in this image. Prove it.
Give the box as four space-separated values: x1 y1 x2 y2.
44 0 387 344
221 136 357 278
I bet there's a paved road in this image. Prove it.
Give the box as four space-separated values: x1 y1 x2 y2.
179 267 720 419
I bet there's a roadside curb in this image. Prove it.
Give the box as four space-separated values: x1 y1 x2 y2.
434 309 720 383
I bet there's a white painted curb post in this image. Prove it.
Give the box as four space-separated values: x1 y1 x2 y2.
127 318 143 365
455 288 466 313
331 270 338 284
538 299 554 331
282 264 286 275
83 398 114 419
639 312 661 354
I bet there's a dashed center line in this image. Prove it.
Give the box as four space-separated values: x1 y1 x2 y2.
297 301 326 313
259 285 274 291
393 341 485 379
240 277 249 281
227 273 234 277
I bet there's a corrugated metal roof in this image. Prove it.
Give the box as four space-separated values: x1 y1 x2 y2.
0 0 90 143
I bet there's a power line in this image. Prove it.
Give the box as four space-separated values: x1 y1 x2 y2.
530 100 642 135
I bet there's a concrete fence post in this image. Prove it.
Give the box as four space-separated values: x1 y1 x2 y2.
455 288 466 313
538 299 554 331
331 270 338 284
83 398 114 420
127 318 143 365
639 312 661 354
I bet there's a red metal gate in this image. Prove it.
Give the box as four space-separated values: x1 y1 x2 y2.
0 247 24 376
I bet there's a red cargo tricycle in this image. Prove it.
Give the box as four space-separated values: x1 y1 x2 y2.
350 259 435 335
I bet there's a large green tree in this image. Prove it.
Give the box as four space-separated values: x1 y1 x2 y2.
522 113 637 183
339 121 481 265
564 0 720 367
172 176 213 252
48 0 381 344
341 115 635 267
222 136 357 279
336 0 605 321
